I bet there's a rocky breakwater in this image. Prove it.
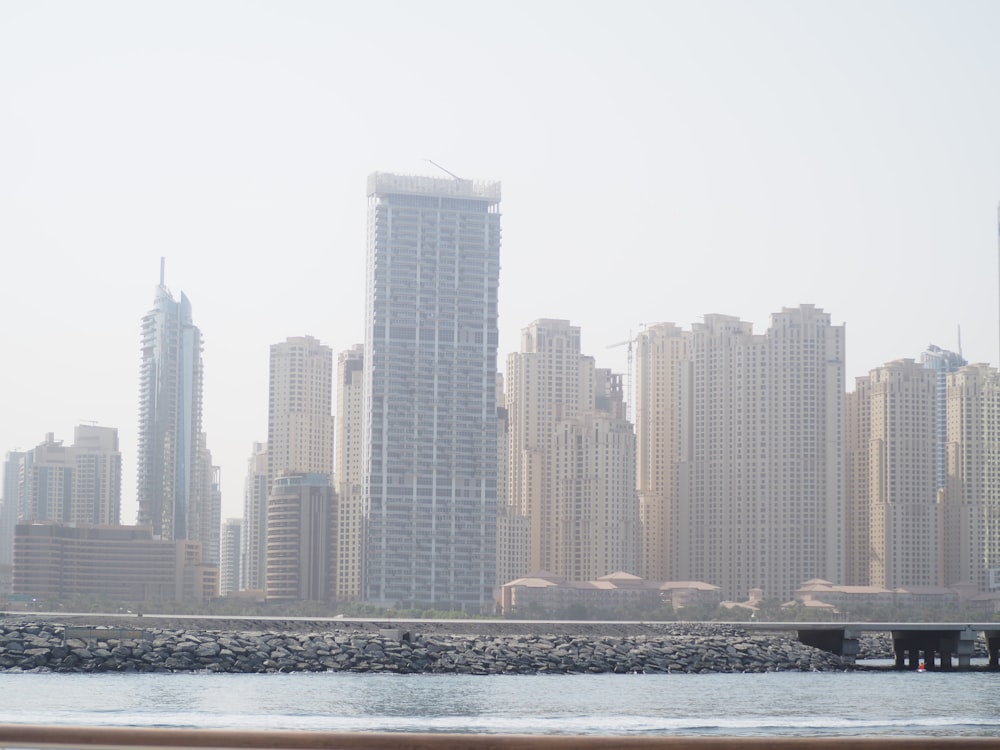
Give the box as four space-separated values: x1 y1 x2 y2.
0 621 850 674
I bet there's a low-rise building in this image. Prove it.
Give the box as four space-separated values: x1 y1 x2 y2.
792 579 962 613
499 571 720 616
13 522 217 605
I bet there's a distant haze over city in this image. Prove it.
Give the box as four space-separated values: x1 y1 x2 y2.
3 1 1000 522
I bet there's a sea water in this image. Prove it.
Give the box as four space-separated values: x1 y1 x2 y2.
0 670 999 737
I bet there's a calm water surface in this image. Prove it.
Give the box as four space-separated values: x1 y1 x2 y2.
0 670 998 737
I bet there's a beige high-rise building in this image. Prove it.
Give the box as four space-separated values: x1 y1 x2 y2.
21 436 72 523
268 336 335 483
17 426 122 527
551 370 637 581
634 323 687 581
506 320 588 577
190 440 221 567
848 360 939 588
220 517 241 597
69 425 122 527
943 363 1000 591
258 336 334 600
504 319 637 581
638 305 845 602
240 441 267 592
495 373 525 588
845 377 872 585
334 344 364 600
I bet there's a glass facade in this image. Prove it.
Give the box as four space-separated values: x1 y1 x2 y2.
363 173 501 612
136 264 205 544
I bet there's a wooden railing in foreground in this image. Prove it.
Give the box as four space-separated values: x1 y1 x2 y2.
0 726 998 750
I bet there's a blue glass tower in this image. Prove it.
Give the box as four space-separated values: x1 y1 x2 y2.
921 344 967 490
136 259 204 543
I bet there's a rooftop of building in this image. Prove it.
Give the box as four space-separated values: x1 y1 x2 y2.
368 172 500 202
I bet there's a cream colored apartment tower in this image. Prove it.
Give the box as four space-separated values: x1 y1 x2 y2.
551 368 637 580
634 323 687 581
193 444 221 566
220 517 241 597
240 441 267 592
943 364 1000 591
504 319 637 581
845 378 872 584
849 360 939 588
22 426 122 526
267 336 335 483
673 305 844 602
495 373 525 587
506 320 589 577
334 344 365 600
69 425 122 526
262 336 334 598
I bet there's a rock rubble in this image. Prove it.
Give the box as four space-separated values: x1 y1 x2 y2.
0 621 851 674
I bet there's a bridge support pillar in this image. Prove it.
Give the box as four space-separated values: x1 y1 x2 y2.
946 630 975 669
984 631 1000 670
893 640 906 668
795 628 860 664
768 623 989 670
893 635 922 670
893 628 975 670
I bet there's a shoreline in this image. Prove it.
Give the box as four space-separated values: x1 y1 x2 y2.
0 616 864 674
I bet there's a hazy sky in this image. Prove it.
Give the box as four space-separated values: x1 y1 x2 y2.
3 0 1000 522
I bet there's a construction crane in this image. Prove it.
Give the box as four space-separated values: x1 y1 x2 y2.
426 159 464 181
607 330 641 420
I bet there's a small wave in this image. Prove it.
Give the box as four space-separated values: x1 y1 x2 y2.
0 710 993 737
1 671 999 738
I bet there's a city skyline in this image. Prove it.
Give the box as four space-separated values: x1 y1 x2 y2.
4 2 1000 523
8 312 999 605
3 270 996 528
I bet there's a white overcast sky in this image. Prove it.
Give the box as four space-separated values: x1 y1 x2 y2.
3 0 1000 522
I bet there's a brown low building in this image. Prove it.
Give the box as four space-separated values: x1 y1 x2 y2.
499 571 720 616
264 473 336 603
791 578 969 614
13 522 218 605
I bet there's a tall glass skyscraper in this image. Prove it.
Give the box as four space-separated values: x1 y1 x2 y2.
136 259 206 544
920 344 967 491
363 172 501 613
